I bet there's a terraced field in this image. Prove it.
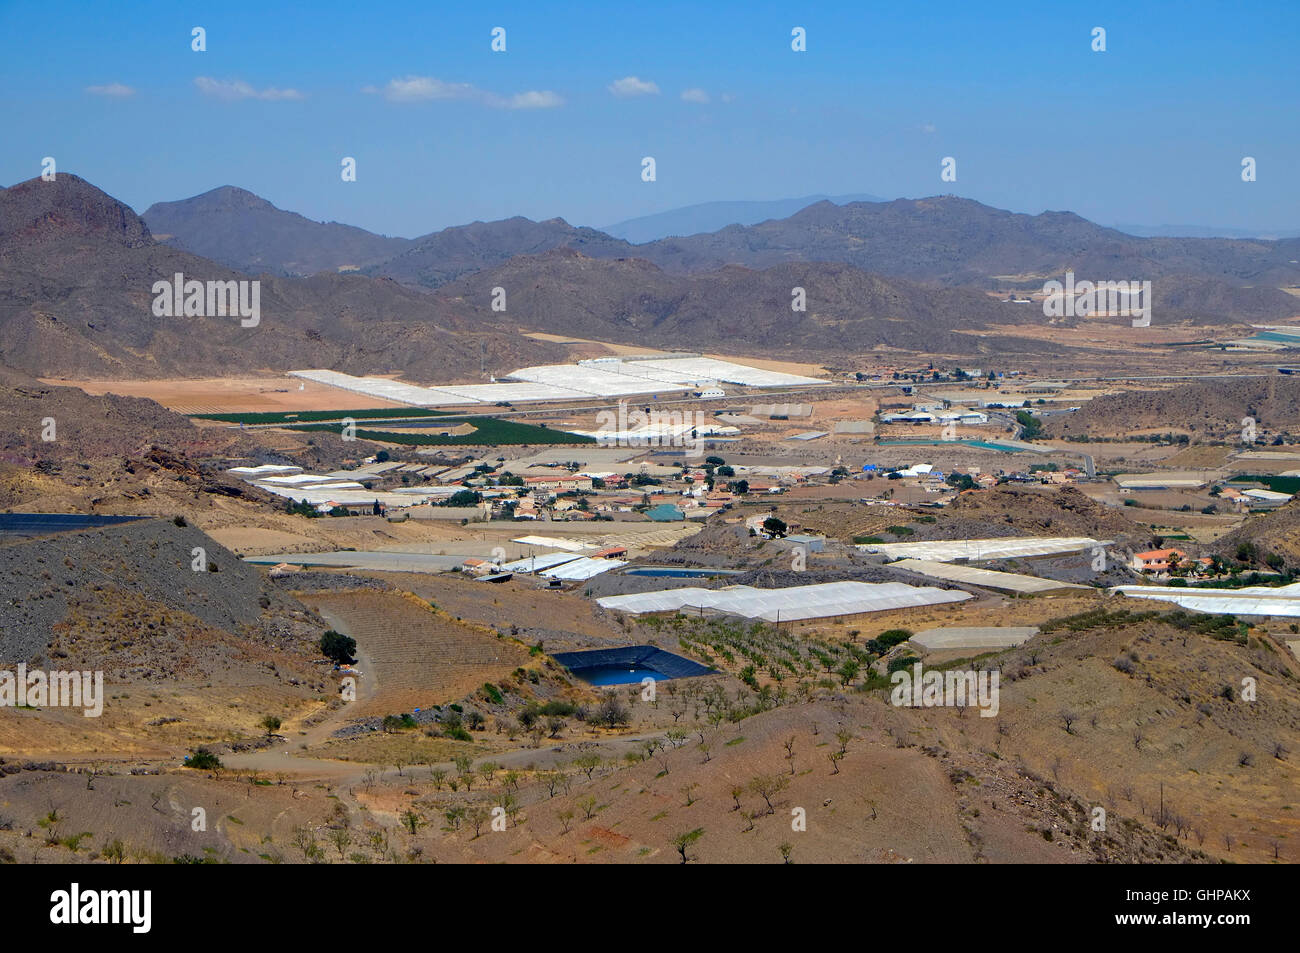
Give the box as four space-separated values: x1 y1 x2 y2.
298 590 529 716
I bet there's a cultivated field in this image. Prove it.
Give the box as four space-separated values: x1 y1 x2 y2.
46 376 407 415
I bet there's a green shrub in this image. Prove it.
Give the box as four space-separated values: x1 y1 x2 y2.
868 629 913 654
183 748 222 770
887 655 920 674
320 630 356 665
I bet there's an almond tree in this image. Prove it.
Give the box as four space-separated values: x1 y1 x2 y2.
672 828 704 864
328 827 351 860
467 805 490 838
749 774 789 815
573 754 601 780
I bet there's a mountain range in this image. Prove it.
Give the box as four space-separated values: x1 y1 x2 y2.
144 186 1300 296
442 248 1044 359
1111 223 1300 240
143 186 413 277
0 175 561 381
599 193 883 243
1 173 1296 383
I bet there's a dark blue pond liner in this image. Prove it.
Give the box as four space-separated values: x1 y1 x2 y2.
552 645 714 684
621 566 743 578
0 513 152 537
573 665 667 686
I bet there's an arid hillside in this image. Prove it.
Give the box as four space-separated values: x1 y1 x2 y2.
443 248 1061 358
2 597 1293 865
1213 499 1300 564
143 185 414 277
905 486 1151 544
0 175 563 380
1047 376 1300 442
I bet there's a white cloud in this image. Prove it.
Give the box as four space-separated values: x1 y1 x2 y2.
720 92 736 103
194 77 304 101
505 90 565 109
366 76 564 109
920 122 937 133
86 82 135 98
608 76 660 97
680 88 709 104
377 75 477 103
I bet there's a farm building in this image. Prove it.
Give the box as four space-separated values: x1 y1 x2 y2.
292 355 824 410
1115 582 1300 619
784 533 825 553
860 536 1107 562
1129 548 1212 575
596 580 970 628
1113 472 1211 491
889 559 1086 595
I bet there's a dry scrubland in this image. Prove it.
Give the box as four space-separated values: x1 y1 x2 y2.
1 675 1256 865
1 515 1294 864
296 590 530 717
4 561 1294 866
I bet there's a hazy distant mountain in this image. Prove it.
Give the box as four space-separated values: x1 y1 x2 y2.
142 186 1300 306
600 193 883 243
440 247 1059 359
5 177 1293 383
1111 223 1300 240
367 216 634 289
606 196 1300 290
1149 275 1300 323
382 196 1300 302
0 175 562 380
440 247 1296 357
143 186 414 277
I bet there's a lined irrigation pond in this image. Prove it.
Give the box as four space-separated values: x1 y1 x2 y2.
551 646 715 685
573 665 669 686
875 439 1024 451
0 513 152 538
621 566 743 578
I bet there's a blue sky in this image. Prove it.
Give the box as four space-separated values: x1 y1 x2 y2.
1 0 1296 237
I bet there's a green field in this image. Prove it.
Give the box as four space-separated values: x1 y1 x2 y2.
1228 474 1300 495
194 408 450 425
286 419 595 446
